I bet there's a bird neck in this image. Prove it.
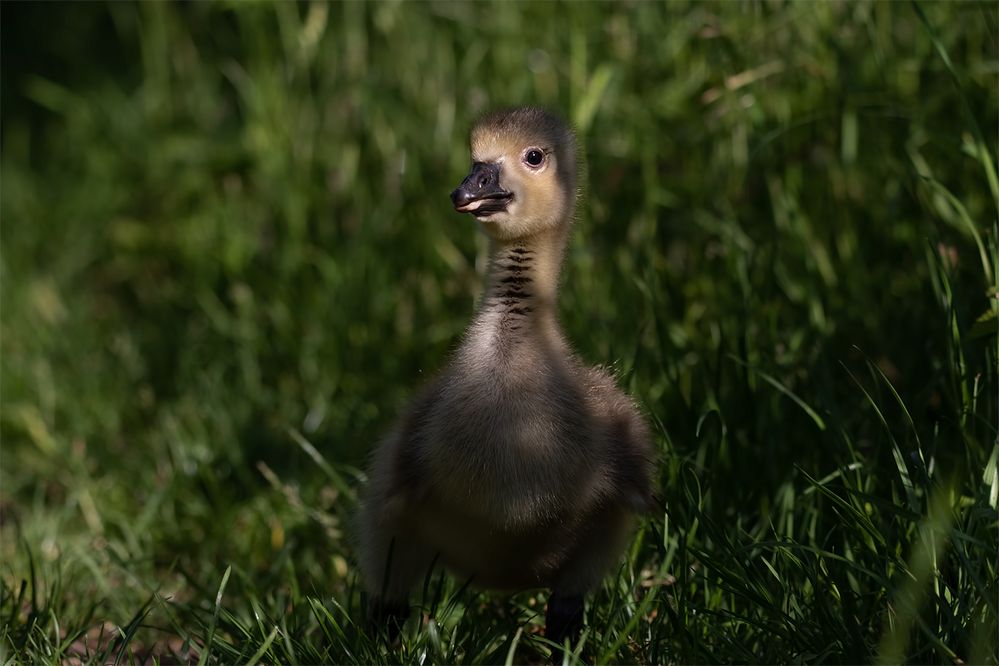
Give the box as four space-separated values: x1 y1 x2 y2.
480 229 567 328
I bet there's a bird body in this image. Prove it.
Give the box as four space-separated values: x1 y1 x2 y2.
359 107 655 643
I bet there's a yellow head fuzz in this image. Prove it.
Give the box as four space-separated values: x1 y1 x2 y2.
465 107 579 241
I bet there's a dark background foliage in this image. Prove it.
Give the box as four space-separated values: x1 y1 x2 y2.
2 2 996 663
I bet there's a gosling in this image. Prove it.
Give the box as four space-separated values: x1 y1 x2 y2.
359 106 656 647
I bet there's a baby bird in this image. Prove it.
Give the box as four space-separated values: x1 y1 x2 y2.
359 106 656 646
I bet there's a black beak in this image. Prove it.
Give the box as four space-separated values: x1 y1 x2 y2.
450 162 512 217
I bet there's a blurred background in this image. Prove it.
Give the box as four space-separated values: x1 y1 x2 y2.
2 1 997 663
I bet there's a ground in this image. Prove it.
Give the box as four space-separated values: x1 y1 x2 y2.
1 2 997 664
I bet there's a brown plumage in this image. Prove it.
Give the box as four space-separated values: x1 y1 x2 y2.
358 106 657 646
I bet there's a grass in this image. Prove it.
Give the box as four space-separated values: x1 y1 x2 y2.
1 1 997 663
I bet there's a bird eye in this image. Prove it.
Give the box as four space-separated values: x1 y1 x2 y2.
524 149 545 167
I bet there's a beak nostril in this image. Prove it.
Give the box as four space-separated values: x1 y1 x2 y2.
453 162 506 212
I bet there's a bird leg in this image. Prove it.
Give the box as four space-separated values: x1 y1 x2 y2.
545 592 584 647
367 596 410 642
544 505 633 649
359 523 434 642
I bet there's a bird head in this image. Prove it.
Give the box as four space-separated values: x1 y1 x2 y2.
451 107 578 241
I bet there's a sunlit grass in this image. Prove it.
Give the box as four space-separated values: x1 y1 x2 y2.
2 1 997 663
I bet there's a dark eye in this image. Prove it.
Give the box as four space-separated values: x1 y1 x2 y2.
524 149 545 167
